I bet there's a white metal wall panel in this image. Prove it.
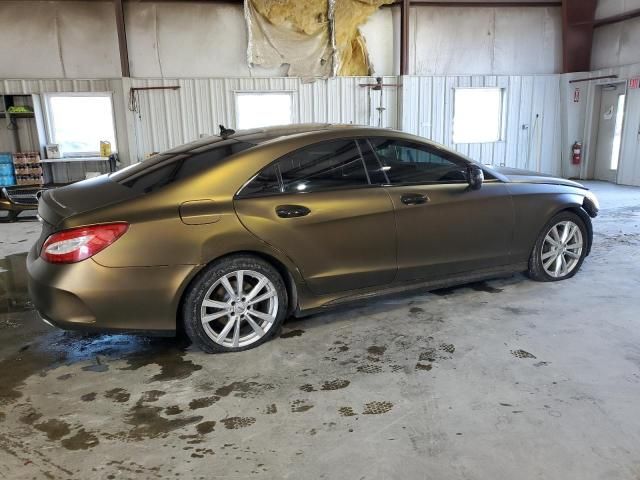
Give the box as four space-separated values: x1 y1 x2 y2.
401 74 562 174
128 77 400 160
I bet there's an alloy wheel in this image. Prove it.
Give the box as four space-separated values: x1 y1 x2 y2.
541 220 584 278
200 269 278 348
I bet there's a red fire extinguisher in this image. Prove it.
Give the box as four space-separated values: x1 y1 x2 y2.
572 141 582 165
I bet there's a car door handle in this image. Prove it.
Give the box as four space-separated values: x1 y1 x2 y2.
400 193 429 205
276 204 311 218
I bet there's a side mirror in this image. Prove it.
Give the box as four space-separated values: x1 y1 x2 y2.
467 165 484 190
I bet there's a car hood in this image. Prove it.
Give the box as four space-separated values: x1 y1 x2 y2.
492 167 586 189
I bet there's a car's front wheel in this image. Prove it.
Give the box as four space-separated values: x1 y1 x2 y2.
527 211 588 282
182 255 288 353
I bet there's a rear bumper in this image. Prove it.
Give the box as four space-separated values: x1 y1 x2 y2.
27 247 196 334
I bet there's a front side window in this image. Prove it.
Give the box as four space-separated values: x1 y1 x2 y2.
278 140 368 193
241 139 370 196
368 138 468 184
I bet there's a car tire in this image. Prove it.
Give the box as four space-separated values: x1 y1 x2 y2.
527 210 588 282
182 255 288 353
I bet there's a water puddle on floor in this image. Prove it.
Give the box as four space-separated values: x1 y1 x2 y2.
0 252 200 406
0 252 31 315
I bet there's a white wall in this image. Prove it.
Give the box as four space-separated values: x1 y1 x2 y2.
402 75 562 174
410 6 562 75
591 17 640 69
0 1 121 79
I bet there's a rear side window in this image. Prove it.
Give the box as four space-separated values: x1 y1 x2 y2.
368 138 468 184
240 139 370 196
117 141 253 193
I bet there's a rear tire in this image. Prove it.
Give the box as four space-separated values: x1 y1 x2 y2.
182 255 288 353
527 211 588 282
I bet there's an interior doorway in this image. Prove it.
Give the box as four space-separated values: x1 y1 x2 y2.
593 83 626 183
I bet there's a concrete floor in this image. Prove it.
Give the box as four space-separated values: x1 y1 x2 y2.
1 181 639 480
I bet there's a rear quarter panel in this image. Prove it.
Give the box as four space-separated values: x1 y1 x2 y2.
506 183 587 263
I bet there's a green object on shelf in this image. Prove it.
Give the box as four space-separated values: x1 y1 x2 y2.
7 106 33 114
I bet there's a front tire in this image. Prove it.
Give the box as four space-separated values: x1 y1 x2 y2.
527 211 588 282
182 255 288 353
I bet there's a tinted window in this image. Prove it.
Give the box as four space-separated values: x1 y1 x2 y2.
369 138 468 184
277 139 368 193
119 141 253 193
357 139 388 184
240 165 280 197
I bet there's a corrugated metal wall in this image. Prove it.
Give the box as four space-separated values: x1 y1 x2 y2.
402 75 562 175
128 77 400 159
2 75 564 177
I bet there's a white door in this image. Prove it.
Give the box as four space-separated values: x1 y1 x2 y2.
594 83 626 183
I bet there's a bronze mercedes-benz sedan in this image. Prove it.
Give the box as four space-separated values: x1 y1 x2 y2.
27 124 599 353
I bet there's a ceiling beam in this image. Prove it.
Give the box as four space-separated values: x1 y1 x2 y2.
594 7 640 28
407 1 560 6
400 0 410 75
114 0 131 77
561 0 597 73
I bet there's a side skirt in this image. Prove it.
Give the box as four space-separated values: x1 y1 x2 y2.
294 263 528 317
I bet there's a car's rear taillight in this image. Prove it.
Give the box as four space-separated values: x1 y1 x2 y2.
41 222 129 264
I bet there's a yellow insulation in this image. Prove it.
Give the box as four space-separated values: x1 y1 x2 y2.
249 0 392 76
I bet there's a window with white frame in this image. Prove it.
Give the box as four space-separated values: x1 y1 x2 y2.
453 88 504 144
44 93 117 157
236 92 293 130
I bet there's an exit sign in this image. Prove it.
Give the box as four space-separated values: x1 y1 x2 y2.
630 77 640 89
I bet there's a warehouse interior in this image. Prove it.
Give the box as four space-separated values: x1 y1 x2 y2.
1 0 640 478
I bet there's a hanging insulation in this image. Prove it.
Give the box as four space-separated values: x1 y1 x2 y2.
244 0 392 78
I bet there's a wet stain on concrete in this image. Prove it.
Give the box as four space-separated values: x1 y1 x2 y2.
439 343 455 354
469 282 503 294
0 253 32 314
419 348 436 362
367 345 386 356
80 392 97 402
165 405 182 416
215 381 273 399
501 306 539 315
415 362 432 371
60 429 99 450
357 364 382 374
121 343 202 382
320 379 350 391
34 419 71 441
511 349 537 359
189 396 220 410
338 406 356 417
362 401 393 415
195 421 216 435
290 400 314 413
124 402 203 440
19 409 42 425
104 388 130 403
220 417 255 429
264 404 277 414
280 329 304 339
140 390 166 402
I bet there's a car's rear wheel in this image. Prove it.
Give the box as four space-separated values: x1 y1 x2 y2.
527 211 587 282
182 255 288 353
